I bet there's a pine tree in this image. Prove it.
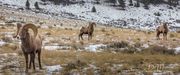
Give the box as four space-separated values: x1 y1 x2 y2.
34 2 40 10
118 0 125 9
91 6 96 12
129 0 133 6
26 0 30 10
134 0 140 7
41 0 46 2
106 0 116 6
143 2 149 9
95 0 100 4
168 0 173 6
142 0 150 9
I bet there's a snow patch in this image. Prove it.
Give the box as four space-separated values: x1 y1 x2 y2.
174 47 180 54
46 65 62 73
85 44 106 52
0 41 6 46
142 44 149 48
44 45 72 50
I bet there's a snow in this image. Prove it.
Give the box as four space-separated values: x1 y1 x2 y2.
142 44 149 48
0 40 6 46
44 45 72 50
0 0 39 8
0 0 180 30
46 65 62 73
174 47 180 54
85 44 106 52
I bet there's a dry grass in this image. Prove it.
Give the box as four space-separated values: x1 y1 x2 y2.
41 50 180 66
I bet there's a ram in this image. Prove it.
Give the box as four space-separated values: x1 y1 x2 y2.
79 22 96 40
156 22 169 40
14 23 42 72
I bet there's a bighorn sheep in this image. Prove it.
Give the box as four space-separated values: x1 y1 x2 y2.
156 22 169 40
13 23 42 72
79 22 96 40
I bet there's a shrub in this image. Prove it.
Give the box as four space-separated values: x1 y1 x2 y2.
177 30 180 33
63 60 87 72
142 45 175 55
169 33 176 38
107 41 129 49
154 12 161 16
101 28 106 32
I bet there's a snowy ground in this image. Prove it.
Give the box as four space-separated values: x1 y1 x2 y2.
0 0 180 31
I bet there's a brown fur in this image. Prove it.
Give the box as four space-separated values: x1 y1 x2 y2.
13 23 42 72
79 22 96 40
156 23 169 40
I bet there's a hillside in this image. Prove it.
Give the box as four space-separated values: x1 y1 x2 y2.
0 0 180 31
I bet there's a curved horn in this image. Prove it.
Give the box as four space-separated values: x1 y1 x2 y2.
22 23 38 37
13 23 22 38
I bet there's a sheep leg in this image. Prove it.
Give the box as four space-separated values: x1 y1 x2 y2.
38 50 42 69
30 53 36 71
79 33 84 40
90 34 93 40
80 33 83 40
156 32 160 40
29 56 32 69
81 35 83 40
88 34 92 40
24 53 29 72
163 33 167 40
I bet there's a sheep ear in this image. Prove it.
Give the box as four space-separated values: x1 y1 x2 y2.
13 23 22 38
17 23 22 28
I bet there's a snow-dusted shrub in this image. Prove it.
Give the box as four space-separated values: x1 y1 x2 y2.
154 12 161 16
175 19 180 23
110 41 128 48
142 45 175 55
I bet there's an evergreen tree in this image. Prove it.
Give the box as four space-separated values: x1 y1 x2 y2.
129 0 133 6
41 0 46 2
106 0 116 6
118 0 125 9
26 0 30 9
142 0 150 9
143 2 149 9
91 6 96 12
34 2 40 10
168 0 173 6
95 0 100 4
134 0 140 7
